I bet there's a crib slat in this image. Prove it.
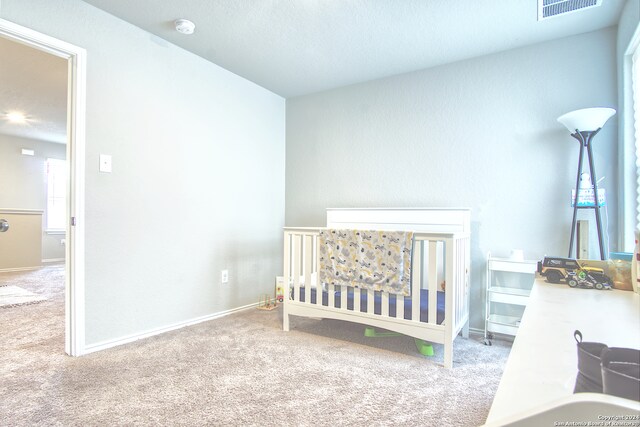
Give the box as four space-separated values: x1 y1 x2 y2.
456 238 462 331
284 233 291 301
341 285 348 310
329 284 335 308
457 238 466 327
312 235 317 273
316 283 323 306
354 287 361 312
315 235 323 306
465 237 470 327
367 289 374 314
293 234 301 302
411 240 421 322
304 235 312 305
396 294 404 318
464 237 470 316
428 240 438 325
381 292 389 317
445 237 455 348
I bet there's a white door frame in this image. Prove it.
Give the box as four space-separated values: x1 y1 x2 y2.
0 18 86 356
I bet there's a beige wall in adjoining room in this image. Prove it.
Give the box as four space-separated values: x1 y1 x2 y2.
0 134 66 263
0 211 42 270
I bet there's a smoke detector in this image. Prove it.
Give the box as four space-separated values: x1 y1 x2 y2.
174 19 195 35
538 0 603 20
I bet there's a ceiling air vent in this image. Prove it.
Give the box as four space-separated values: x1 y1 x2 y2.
538 0 603 21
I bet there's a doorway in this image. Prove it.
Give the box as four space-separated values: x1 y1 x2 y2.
0 18 86 356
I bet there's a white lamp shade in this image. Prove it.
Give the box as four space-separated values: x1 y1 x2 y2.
557 107 616 132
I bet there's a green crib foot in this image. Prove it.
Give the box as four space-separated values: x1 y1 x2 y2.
415 339 434 356
365 328 434 357
364 327 402 338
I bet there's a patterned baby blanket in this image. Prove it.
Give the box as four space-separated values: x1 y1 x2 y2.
318 229 413 296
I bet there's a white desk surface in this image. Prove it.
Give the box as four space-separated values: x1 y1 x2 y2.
486 279 640 423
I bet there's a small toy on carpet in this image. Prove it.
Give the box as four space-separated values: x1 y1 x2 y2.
257 294 278 311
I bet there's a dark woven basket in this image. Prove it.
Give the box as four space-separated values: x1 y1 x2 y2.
574 330 607 393
601 347 640 401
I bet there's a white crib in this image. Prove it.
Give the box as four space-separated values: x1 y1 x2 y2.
282 208 471 368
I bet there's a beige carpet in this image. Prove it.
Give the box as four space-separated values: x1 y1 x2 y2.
0 266 512 426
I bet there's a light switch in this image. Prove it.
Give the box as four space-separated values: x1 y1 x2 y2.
99 154 112 173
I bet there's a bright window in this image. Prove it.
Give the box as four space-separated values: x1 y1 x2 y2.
633 42 640 228
46 158 66 231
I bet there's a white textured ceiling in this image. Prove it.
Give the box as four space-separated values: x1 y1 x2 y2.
0 1 626 144
0 36 67 144
82 0 625 98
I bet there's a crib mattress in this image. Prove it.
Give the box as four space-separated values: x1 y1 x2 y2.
296 288 445 324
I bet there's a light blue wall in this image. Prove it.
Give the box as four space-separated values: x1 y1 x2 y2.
0 0 623 339
0 0 286 345
286 28 618 329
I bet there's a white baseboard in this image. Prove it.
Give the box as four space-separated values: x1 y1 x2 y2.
42 258 65 264
83 301 260 355
0 266 40 273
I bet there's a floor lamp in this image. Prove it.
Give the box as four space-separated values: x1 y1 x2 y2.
557 107 616 260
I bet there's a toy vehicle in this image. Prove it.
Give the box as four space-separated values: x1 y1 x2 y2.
538 256 612 289
538 256 581 283
566 269 612 290
275 278 285 303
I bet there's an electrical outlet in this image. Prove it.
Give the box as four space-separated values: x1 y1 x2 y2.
99 154 112 173
221 270 229 284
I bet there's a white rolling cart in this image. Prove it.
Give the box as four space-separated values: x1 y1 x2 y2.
484 252 538 345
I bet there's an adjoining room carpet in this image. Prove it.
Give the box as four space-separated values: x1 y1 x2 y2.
0 266 512 426
0 285 47 308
